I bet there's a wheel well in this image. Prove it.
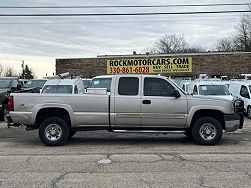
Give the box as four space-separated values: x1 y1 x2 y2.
35 108 71 128
191 110 225 130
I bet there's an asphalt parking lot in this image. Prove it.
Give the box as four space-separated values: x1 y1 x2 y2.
0 119 251 188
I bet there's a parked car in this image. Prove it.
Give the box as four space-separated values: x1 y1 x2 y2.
228 80 251 118
90 75 112 91
5 74 243 146
41 78 85 94
24 79 47 92
187 80 233 100
0 77 37 120
82 78 92 88
179 80 191 92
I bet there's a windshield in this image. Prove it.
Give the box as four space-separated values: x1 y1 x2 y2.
26 80 46 88
0 79 11 89
82 80 91 88
41 85 73 94
90 78 112 91
199 85 230 95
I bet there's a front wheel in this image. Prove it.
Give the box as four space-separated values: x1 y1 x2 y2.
192 117 222 145
39 117 69 146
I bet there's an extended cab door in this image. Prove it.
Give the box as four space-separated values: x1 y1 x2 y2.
112 75 141 128
141 76 187 128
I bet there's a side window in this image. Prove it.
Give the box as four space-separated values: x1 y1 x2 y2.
118 77 139 96
144 77 175 97
193 86 198 95
74 85 78 94
240 85 250 98
12 80 18 88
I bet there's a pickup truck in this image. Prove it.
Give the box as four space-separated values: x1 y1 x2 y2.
5 74 244 146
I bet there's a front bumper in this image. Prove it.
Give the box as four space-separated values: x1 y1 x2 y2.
224 114 244 132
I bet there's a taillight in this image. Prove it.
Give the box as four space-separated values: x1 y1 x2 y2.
8 96 14 111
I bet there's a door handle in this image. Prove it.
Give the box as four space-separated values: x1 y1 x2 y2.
142 100 151 104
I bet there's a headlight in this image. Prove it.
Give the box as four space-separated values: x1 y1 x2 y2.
234 99 244 114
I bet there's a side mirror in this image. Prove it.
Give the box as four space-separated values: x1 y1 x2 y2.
172 89 181 98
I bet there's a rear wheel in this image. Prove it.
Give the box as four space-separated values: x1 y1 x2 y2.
192 116 222 145
184 128 193 140
39 117 69 146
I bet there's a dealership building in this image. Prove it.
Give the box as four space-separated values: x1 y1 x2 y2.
56 52 251 79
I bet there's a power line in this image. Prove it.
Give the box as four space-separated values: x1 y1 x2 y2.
0 17 241 25
0 10 250 17
0 3 249 9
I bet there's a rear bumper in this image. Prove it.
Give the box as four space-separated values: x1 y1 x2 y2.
224 114 244 132
4 114 13 124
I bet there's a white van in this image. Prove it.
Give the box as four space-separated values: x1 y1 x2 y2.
41 78 85 94
187 80 233 100
229 80 251 118
179 80 191 92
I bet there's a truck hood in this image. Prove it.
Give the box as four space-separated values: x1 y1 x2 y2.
0 89 8 93
187 94 234 102
185 94 236 115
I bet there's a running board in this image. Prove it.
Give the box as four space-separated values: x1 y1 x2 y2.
111 130 185 134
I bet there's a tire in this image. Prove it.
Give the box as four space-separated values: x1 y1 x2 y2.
68 130 77 139
247 106 251 119
184 128 193 140
39 117 69 146
192 116 222 145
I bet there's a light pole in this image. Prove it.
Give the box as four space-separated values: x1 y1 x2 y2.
21 60 24 78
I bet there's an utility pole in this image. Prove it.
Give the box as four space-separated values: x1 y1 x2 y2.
21 60 24 78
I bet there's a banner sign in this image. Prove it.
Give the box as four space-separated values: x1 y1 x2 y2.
107 57 192 74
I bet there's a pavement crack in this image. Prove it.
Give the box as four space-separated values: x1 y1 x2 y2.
26 156 31 166
47 172 68 188
244 171 251 180
140 179 153 188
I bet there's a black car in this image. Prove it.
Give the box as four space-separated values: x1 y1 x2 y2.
0 77 39 120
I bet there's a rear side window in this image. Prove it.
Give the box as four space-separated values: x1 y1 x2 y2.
118 77 139 95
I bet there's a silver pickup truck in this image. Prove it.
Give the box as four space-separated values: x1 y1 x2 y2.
5 74 244 146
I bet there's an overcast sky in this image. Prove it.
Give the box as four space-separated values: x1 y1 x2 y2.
0 0 249 78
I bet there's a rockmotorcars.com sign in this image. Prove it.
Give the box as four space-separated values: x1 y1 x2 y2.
107 57 192 74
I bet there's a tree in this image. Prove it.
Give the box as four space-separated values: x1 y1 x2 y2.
0 64 3 76
4 66 17 77
147 34 205 54
215 38 234 52
20 64 34 79
215 5 251 52
234 15 251 52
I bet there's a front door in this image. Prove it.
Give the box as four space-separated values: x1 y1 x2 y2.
141 77 187 128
